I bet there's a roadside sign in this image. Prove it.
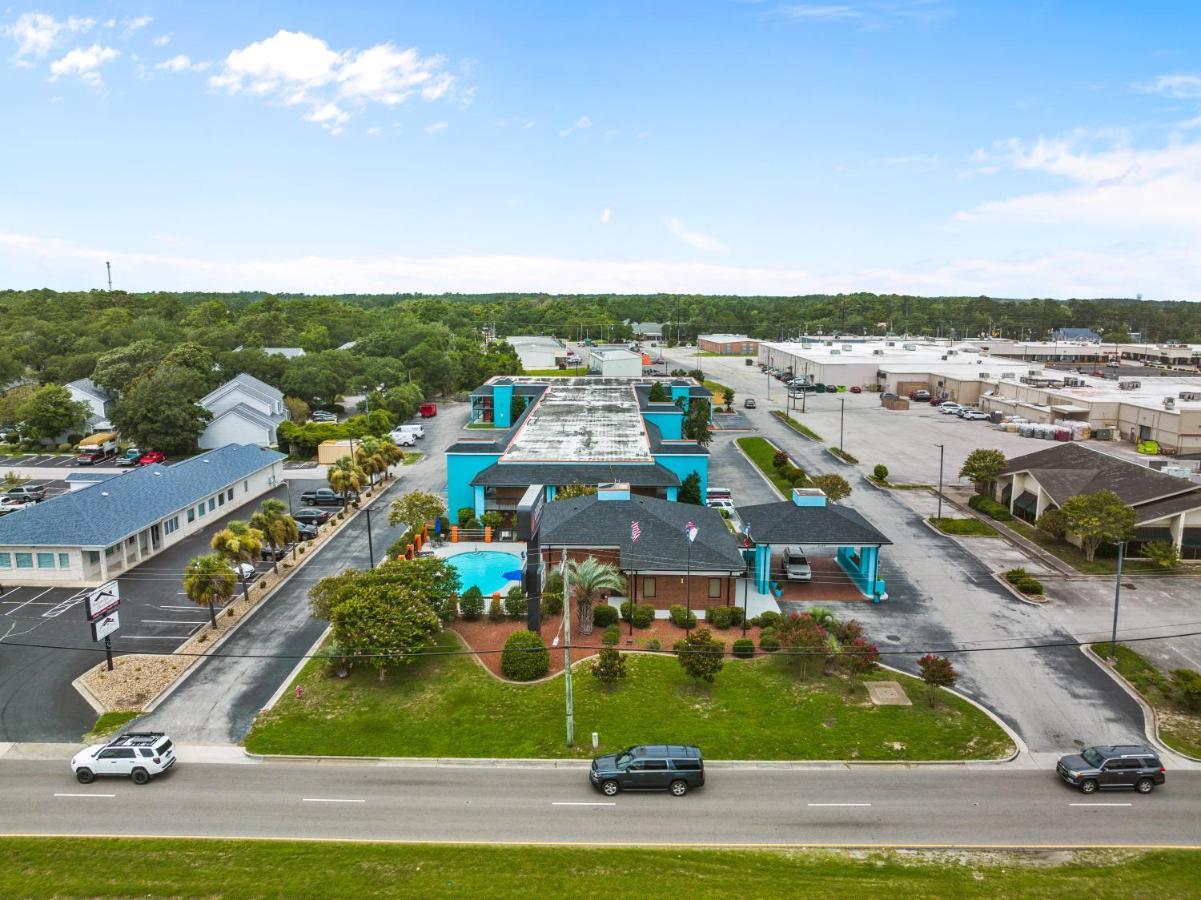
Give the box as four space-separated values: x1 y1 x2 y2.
90 610 119 642
84 580 120 622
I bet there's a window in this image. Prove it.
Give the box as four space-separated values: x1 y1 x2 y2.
672 759 702 771
643 760 668 770
708 578 722 599
58 553 70 568
85 551 99 566
187 508 195 523
208 497 215 512
229 488 235 501
164 517 179 536
37 553 55 568
198 503 206 518
0 553 9 568
642 577 656 598
139 748 154 758
15 553 32 569
217 493 225 507
243 481 249 492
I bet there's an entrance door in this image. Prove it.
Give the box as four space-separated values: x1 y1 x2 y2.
150 523 161 550
1139 424 1153 441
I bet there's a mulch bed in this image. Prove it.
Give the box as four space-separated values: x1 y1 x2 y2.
449 606 768 679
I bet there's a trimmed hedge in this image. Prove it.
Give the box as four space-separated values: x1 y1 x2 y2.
669 605 697 629
728 606 745 626
752 610 781 629
969 494 1014 522
500 630 549 681
460 587 484 621
708 606 734 629
592 604 620 628
602 624 621 646
631 603 655 628
732 638 755 659
759 627 780 652
1016 576 1044 595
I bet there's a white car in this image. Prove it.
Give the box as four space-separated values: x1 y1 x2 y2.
0 496 36 511
782 546 812 582
388 431 417 447
961 409 990 420
234 562 257 581
71 732 176 785
706 498 736 513
938 403 964 415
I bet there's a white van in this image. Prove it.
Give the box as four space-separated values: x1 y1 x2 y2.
388 430 417 447
393 424 425 439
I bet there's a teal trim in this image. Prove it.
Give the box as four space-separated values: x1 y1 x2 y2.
670 384 690 408
492 383 513 428
836 545 885 601
754 543 771 593
666 486 678 501
473 485 485 520
653 453 709 500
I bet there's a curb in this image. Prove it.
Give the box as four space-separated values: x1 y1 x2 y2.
732 439 787 502
259 624 332 714
824 447 857 467
988 571 1047 607
1080 644 1201 765
69 672 107 716
769 411 822 443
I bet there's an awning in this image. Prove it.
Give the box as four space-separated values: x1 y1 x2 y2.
1013 492 1039 516
1050 403 1090 414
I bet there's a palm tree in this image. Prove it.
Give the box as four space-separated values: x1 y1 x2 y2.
183 553 237 629
327 456 366 510
567 556 625 636
210 520 265 600
354 438 387 486
377 438 406 477
249 499 299 574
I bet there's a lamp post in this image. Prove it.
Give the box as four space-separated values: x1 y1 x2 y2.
365 506 375 569
936 443 945 522
684 539 692 636
561 547 574 747
839 397 845 452
1108 541 1126 662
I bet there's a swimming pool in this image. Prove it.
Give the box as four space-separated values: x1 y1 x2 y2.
447 550 523 595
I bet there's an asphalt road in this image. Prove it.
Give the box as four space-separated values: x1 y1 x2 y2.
3 760 1199 847
133 403 468 743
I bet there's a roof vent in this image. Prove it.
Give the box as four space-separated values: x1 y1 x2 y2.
100 491 109 497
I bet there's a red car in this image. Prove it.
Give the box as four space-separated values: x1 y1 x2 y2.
849 386 862 394
137 450 166 466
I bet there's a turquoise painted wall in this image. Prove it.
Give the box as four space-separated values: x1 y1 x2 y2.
643 410 683 440
654 453 708 500
492 384 513 428
446 452 501 520
670 384 690 407
836 545 885 601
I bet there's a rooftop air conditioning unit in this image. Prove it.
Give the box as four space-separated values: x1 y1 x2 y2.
1119 380 1141 390
947 349 958 356
903 343 917 351
872 349 884 356
1164 397 1176 409
886 341 896 347
1001 371 1016 379
940 354 948 360
825 340 834 346
801 343 813 350
1028 369 1042 377
978 372 990 379
842 343 853 351
1179 391 1201 402
830 349 841 355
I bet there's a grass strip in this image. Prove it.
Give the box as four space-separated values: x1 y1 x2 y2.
246 632 1012 760
0 838 1199 898
1005 519 1161 575
736 436 797 497
929 516 999 537
1090 643 1201 758
522 367 589 377
771 409 823 441
82 710 138 742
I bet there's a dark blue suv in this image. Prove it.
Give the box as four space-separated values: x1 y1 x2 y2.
589 744 704 797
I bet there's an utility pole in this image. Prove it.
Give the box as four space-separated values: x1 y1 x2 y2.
560 548 574 747
365 507 375 568
839 397 845 451
1108 542 1126 662
936 443 945 522
106 261 112 292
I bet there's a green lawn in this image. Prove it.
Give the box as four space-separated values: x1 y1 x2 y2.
82 710 138 742
771 409 824 441
1002 519 1162 575
1 839 1198 898
1092 643 1201 758
246 632 1013 760
735 436 793 497
930 517 1000 537
703 379 732 400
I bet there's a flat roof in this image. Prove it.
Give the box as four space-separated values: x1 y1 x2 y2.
589 348 640 360
505 335 565 348
700 333 753 342
992 374 1201 412
501 377 652 462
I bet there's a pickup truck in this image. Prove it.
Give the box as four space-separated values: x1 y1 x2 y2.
299 488 349 506
115 448 142 467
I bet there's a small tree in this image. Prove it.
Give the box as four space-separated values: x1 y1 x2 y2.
917 654 958 706
647 381 669 402
182 553 237 629
872 463 889 483
810 473 851 502
330 591 441 683
776 612 828 679
567 556 625 635
840 637 881 689
388 490 446 531
678 471 703 505
1144 540 1180 569
460 586 485 620
249 499 298 574
210 520 265 600
1036 507 1067 541
959 448 1007 497
772 450 790 472
683 398 712 446
675 628 724 686
1060 490 1137 562
591 647 627 687
504 586 529 618
501 630 549 681
327 456 366 510
721 387 734 411
555 483 599 501
482 511 504 532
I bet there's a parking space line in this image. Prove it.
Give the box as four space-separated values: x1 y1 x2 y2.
121 634 194 641
5 587 54 616
302 798 365 804
807 803 872 807
1069 803 1132 807
54 793 116 798
551 801 616 807
141 619 207 625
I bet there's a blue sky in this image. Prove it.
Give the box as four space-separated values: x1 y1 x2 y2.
3 1 1201 298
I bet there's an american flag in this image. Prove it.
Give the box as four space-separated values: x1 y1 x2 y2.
630 520 641 543
685 521 698 543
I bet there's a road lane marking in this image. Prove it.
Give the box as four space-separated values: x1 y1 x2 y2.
551 802 616 807
807 803 872 807
1069 802 1132 807
141 619 207 625
5 587 54 616
42 589 89 618
121 634 194 640
54 791 116 798
302 798 365 804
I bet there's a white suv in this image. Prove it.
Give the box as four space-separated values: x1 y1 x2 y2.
71 732 176 785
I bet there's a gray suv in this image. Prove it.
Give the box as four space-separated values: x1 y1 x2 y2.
1056 745 1165 794
589 744 704 797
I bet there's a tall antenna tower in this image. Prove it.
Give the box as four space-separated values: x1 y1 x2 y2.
106 261 112 292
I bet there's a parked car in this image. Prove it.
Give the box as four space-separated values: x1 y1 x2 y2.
292 507 332 526
310 410 338 423
961 409 990 420
705 486 732 500
388 431 416 447
589 744 705 796
4 485 45 502
299 488 347 506
137 450 166 466
71 732 176 785
743 398 757 409
296 522 319 540
939 403 964 415
706 498 736 514
782 546 812 582
880 392 897 401
849 386 862 394
909 389 932 402
928 397 944 406
1057 745 1165 794
825 384 839 394
115 447 142 467
233 562 257 581
0 497 36 513
260 545 288 561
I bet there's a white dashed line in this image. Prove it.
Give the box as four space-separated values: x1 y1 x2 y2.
302 798 365 804
54 793 116 798
807 803 872 807
551 801 616 807
1069 802 1133 807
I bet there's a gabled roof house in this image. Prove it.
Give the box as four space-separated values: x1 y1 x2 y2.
198 373 287 450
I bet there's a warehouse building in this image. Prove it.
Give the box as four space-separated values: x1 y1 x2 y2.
503 335 568 371
698 334 759 355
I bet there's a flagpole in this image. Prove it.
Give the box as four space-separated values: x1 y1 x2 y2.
685 538 692 636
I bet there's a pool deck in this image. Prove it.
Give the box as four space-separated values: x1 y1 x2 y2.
434 541 527 596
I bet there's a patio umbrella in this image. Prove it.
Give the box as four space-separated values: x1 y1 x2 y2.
502 569 523 581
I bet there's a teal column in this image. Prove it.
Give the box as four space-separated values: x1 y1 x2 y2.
493 384 513 428
666 486 678 501
754 544 771 593
473 485 485 520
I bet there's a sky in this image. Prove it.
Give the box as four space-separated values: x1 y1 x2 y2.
2 1 1201 299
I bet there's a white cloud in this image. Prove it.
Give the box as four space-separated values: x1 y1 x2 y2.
558 114 592 138
4 229 1195 300
49 44 120 87
957 133 1201 231
155 54 209 73
4 11 94 59
366 126 382 136
523 120 535 129
1137 74 1201 99
123 16 153 34
305 102 350 135
209 29 456 131
666 217 727 253
773 4 860 21
601 207 612 225
424 120 448 134
153 34 171 47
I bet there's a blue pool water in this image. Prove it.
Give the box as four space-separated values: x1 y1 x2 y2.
448 550 522 595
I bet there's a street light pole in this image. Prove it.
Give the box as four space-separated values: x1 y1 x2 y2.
561 547 574 747
684 539 692 636
839 397 845 451
1108 541 1126 662
365 506 375 568
936 443 945 522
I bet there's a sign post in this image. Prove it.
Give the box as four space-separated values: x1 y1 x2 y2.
83 581 120 672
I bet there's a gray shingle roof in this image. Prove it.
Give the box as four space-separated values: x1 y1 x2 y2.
66 378 111 402
201 373 283 409
472 462 681 488
1003 443 1201 508
539 494 746 572
735 501 892 546
0 443 285 548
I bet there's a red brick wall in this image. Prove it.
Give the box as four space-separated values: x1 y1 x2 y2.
540 547 737 609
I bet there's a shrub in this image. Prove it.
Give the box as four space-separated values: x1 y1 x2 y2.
1145 540 1180 569
757 610 781 628
602 624 620 646
732 638 755 659
541 590 564 617
669 605 697 629
631 603 655 628
481 511 503 531
707 606 733 629
968 494 1013 522
591 647 627 686
872 463 889 482
488 596 505 622
728 605 745 626
675 628 725 684
758 628 780 652
1036 508 1067 540
645 638 661 651
1016 577 1044 595
436 595 458 623
620 600 634 622
504 586 528 619
592 603 619 628
456 507 475 527
500 630 550 681
1003 567 1028 584
460 587 484 621
1171 668 1201 712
